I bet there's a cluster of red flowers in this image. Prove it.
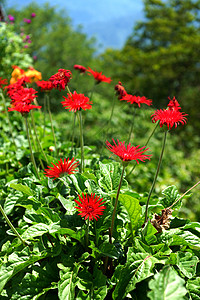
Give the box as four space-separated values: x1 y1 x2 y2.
151 97 187 130
0 77 8 89
49 69 72 91
73 64 87 73
61 91 92 112
5 76 41 116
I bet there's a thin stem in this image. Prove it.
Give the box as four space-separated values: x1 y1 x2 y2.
168 180 200 210
27 119 38 152
78 110 84 173
90 83 96 102
110 165 126 240
85 218 90 250
0 91 16 148
66 85 72 95
43 93 47 137
0 203 26 245
47 95 58 156
31 110 49 163
71 113 76 151
24 116 41 180
127 122 159 176
144 130 168 223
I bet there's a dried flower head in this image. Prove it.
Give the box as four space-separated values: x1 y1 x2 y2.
114 81 127 99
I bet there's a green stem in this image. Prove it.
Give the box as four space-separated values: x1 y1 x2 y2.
43 93 47 137
27 119 38 152
0 203 26 245
78 110 84 173
110 165 126 240
31 110 49 163
144 130 168 223
71 113 76 151
0 91 16 148
127 122 159 176
47 95 58 156
90 83 96 102
85 218 90 250
24 116 41 180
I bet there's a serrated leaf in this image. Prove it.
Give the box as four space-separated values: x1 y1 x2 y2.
9 183 34 196
119 194 142 233
148 266 187 300
177 252 199 278
159 185 181 209
112 250 159 299
186 277 200 300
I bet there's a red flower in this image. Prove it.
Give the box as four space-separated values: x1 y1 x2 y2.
151 109 187 130
87 67 112 84
120 94 152 107
8 102 41 115
74 64 86 73
114 81 127 99
167 96 181 111
106 139 152 163
44 158 79 180
5 77 31 97
75 193 106 221
0 77 8 88
9 87 37 105
61 91 92 112
36 80 54 92
49 69 72 91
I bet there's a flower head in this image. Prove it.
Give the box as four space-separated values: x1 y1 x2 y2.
74 64 86 73
31 13 36 18
61 91 92 112
49 69 72 91
0 77 8 89
120 94 152 107
8 102 41 115
114 81 127 99
87 67 112 84
9 87 37 105
44 158 79 180
75 193 106 221
36 80 54 92
167 96 181 111
25 67 42 82
106 139 152 163
24 18 31 24
151 109 187 130
8 15 15 22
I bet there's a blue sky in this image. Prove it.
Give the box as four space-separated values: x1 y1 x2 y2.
4 0 144 49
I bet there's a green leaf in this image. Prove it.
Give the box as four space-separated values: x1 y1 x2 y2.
177 252 199 279
9 183 35 196
58 264 80 300
21 223 49 240
142 220 158 245
186 277 200 300
148 266 187 300
119 194 142 233
159 185 181 209
112 249 159 299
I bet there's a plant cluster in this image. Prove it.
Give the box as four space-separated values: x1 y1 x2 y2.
0 58 200 300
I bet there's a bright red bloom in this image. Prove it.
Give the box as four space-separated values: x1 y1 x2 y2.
87 67 112 84
120 94 152 107
167 96 181 111
114 81 127 99
8 102 41 115
49 69 72 91
44 158 79 180
61 91 92 112
151 109 187 130
106 139 152 163
74 64 86 73
9 87 37 105
75 193 106 221
0 77 8 88
36 80 54 92
5 77 31 97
